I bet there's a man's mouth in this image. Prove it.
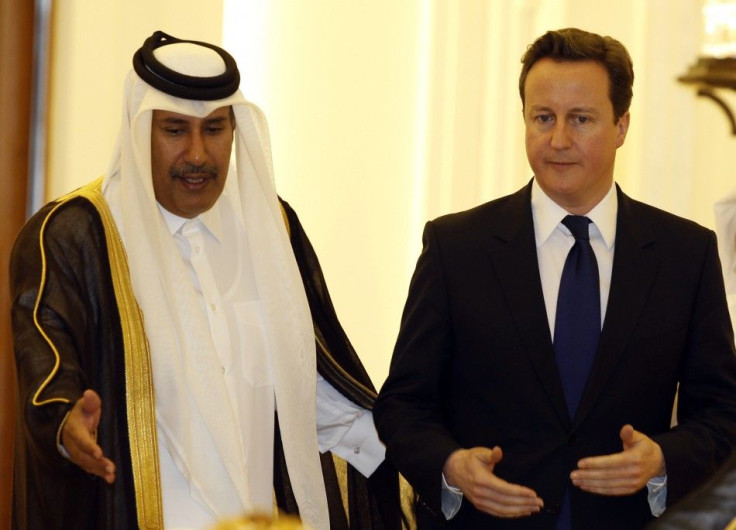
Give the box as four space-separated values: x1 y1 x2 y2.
180 175 208 184
170 163 218 182
547 160 577 169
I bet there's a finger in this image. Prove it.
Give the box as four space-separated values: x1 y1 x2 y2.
577 425 644 469
482 485 544 505
619 424 637 448
572 465 639 481
80 389 102 414
469 446 504 470
489 446 503 466
467 475 544 517
62 391 116 483
472 488 544 518
574 478 642 496
80 389 103 431
65 415 103 459
572 461 650 496
479 479 544 517
65 430 116 482
576 451 631 470
72 451 116 478
444 446 503 488
476 496 544 518
472 446 499 467
463 460 542 500
65 432 105 468
486 476 542 499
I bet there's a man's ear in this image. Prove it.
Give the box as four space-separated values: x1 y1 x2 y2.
615 112 630 147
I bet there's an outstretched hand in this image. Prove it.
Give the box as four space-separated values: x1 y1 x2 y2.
61 389 116 484
443 446 544 518
570 424 665 496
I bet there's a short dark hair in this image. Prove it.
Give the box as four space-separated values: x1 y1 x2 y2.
519 28 634 122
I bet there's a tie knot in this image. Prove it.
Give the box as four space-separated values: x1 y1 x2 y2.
562 215 591 241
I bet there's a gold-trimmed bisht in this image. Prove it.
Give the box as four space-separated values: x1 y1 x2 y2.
31 178 163 529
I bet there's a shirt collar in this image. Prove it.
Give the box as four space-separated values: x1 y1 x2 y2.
158 200 224 243
531 178 617 250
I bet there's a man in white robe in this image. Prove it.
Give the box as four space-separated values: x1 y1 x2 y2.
11 31 407 530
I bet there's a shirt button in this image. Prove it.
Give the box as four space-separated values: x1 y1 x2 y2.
353 447 361 455
210 304 217 313
194 245 201 254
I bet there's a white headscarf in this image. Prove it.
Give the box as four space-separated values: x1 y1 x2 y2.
102 42 328 528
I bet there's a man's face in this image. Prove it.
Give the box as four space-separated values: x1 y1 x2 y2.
523 58 629 214
151 106 234 218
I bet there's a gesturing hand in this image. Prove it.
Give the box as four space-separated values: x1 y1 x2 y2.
443 446 544 518
570 424 665 496
61 389 116 484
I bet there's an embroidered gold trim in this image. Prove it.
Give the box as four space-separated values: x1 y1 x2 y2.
31 200 75 407
78 179 163 529
32 179 162 528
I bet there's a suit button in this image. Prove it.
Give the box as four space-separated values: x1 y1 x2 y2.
547 502 561 515
568 434 577 445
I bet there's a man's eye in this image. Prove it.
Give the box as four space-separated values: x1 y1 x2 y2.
536 115 553 124
574 116 590 124
206 126 225 134
165 128 184 136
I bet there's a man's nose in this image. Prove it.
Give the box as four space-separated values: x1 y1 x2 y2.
550 122 572 149
184 132 207 164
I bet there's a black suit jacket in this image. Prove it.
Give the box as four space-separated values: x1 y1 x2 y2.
374 182 736 529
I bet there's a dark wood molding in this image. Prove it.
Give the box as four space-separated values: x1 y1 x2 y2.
0 0 36 526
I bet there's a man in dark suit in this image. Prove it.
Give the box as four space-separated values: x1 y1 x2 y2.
374 27 736 529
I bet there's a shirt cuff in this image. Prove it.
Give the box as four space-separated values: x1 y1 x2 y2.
56 410 72 460
441 473 463 520
315 375 385 477
646 474 667 517
328 411 385 477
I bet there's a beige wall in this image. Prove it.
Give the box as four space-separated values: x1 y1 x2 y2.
48 0 736 387
223 1 430 386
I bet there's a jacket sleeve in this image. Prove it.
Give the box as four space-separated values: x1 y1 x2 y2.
10 200 104 471
374 221 462 514
653 230 736 505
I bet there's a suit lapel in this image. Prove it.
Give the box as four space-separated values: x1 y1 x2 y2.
487 183 571 428
572 189 659 428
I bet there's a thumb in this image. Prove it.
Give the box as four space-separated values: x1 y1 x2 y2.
619 424 637 449
80 389 102 430
476 446 504 468
80 389 101 413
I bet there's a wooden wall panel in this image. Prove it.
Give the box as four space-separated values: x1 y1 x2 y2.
0 0 36 527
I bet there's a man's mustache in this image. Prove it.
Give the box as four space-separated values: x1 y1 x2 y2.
170 163 218 178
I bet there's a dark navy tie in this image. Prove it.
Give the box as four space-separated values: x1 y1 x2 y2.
553 215 601 417
553 215 601 530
